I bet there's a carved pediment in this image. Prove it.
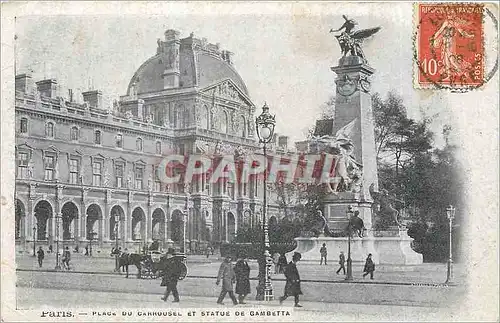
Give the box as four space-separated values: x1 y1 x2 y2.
201 79 252 106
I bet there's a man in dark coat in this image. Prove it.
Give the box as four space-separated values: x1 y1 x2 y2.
216 256 238 305
62 246 71 270
234 254 251 304
362 253 375 279
279 252 303 307
37 246 45 268
336 251 346 275
320 243 328 265
161 248 182 302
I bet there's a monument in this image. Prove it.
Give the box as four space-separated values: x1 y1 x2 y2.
290 16 422 265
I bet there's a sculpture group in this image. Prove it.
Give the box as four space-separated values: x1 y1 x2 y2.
330 15 381 63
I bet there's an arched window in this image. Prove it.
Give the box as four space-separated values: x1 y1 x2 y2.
94 130 101 145
70 126 79 141
20 118 28 134
136 138 143 151
45 122 54 137
240 115 246 137
221 111 228 133
200 105 209 130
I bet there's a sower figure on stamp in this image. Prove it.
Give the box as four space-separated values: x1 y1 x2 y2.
362 253 375 279
320 243 328 265
336 251 346 275
279 252 303 308
234 253 251 304
161 248 182 303
216 256 238 305
37 246 44 268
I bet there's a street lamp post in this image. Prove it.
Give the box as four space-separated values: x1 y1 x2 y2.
32 225 37 257
255 102 276 301
114 214 120 272
445 205 456 285
183 197 189 255
345 206 354 281
89 230 95 257
55 216 61 270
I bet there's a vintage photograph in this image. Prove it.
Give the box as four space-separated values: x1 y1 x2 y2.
1 2 498 322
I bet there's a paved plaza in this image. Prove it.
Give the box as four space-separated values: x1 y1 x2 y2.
15 252 468 319
16 252 467 285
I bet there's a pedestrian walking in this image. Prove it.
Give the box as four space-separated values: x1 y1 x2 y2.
37 246 45 268
320 243 328 265
234 253 251 304
279 252 303 308
362 253 375 279
216 256 238 305
336 251 346 275
205 247 211 259
161 248 182 303
278 253 288 274
84 245 89 256
48 245 53 254
273 252 280 274
62 246 71 270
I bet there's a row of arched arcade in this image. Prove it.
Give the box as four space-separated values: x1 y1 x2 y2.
15 198 238 251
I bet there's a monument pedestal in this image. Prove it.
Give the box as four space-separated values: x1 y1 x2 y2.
289 229 422 265
289 54 423 265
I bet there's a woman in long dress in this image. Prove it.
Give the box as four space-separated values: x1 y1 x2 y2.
234 254 251 304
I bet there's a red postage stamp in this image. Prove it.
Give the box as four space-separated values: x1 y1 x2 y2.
416 3 484 89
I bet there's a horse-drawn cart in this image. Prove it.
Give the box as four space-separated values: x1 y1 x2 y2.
139 251 163 279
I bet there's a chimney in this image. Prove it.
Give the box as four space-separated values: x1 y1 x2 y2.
164 29 180 42
82 90 103 109
120 98 145 120
222 50 234 65
68 89 74 102
162 29 181 89
15 74 34 93
278 136 289 150
272 133 278 145
35 79 58 98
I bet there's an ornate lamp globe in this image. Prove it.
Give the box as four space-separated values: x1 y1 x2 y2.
446 205 455 220
255 103 276 144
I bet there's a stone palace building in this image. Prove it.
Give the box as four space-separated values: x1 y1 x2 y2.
15 30 291 254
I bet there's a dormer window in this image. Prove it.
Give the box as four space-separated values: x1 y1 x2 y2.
116 134 123 148
20 118 28 134
94 130 101 145
45 122 54 138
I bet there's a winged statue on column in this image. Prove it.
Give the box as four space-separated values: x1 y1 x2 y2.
330 15 381 63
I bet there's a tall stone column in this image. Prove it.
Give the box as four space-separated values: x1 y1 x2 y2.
26 199 34 248
145 202 151 244
324 56 379 233
99 217 104 246
81 188 88 241
126 192 133 242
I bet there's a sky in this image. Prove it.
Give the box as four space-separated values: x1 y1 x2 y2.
13 2 498 147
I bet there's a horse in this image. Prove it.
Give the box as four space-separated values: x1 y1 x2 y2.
118 253 165 278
